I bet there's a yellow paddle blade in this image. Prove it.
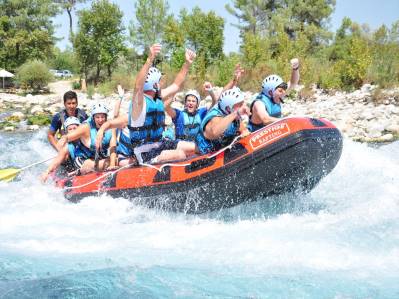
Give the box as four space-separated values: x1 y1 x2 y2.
0 168 21 182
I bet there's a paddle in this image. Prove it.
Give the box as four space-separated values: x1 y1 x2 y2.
94 150 100 172
0 156 56 182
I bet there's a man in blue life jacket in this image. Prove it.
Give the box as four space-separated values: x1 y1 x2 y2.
48 90 88 151
195 87 251 155
41 117 82 182
163 64 245 156
248 58 300 132
57 103 116 174
95 43 196 166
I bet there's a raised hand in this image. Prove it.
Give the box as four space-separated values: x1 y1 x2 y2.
234 64 244 81
238 104 251 116
290 58 300 70
149 43 162 60
117 84 124 98
185 48 196 65
203 81 213 92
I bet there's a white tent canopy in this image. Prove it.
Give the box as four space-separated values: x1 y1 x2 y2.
0 69 14 89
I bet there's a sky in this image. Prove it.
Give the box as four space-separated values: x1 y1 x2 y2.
54 0 399 54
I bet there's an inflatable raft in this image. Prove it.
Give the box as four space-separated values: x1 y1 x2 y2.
54 117 343 213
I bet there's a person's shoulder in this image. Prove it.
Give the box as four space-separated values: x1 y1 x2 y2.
198 107 208 117
51 110 62 120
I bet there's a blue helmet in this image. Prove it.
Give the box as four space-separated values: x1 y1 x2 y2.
63 116 81 129
261 75 285 96
144 67 162 92
218 87 245 115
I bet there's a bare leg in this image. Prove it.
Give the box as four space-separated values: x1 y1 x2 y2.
118 157 138 167
79 158 110 174
153 149 186 164
176 141 196 157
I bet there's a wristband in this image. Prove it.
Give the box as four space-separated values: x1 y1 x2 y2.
292 66 299 71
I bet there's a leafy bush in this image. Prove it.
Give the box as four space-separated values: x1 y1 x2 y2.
72 81 81 90
27 114 51 126
16 60 52 92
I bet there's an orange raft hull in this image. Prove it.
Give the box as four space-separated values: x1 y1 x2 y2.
55 117 343 213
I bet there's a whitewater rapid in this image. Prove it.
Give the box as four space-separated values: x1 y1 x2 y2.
0 131 398 298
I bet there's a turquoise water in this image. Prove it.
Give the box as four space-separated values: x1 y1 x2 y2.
0 131 398 298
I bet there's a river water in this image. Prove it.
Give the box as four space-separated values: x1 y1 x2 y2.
0 131 398 298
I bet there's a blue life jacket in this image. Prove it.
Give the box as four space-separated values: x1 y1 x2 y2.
117 94 165 157
174 107 207 141
248 93 282 132
70 117 112 160
195 105 240 155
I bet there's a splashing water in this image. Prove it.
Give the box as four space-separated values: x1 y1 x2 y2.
0 131 398 298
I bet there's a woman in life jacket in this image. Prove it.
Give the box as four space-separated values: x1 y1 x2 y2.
163 64 245 157
248 58 300 132
57 103 117 174
95 43 196 166
195 87 251 155
41 117 81 182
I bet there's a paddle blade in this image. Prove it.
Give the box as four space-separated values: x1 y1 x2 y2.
0 168 21 182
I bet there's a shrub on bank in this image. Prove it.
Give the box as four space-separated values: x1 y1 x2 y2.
16 60 52 92
27 114 51 126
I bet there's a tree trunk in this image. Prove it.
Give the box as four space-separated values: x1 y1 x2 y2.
67 8 73 40
95 64 101 85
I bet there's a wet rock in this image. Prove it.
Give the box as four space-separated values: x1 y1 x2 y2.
30 105 44 115
4 126 15 131
11 111 25 120
27 125 40 131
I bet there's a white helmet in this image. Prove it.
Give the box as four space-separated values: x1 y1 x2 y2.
90 103 109 116
144 67 162 92
185 89 201 103
218 87 245 115
63 116 81 129
261 74 286 96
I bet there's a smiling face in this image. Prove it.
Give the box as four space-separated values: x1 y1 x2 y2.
185 95 198 113
64 99 78 116
93 113 107 128
270 87 287 104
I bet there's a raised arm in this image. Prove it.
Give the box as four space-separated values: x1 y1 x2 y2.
287 58 300 90
133 44 162 114
222 64 244 92
113 84 125 119
203 82 218 108
163 94 177 119
161 49 196 99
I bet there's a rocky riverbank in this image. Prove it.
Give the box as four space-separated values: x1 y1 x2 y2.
0 84 398 142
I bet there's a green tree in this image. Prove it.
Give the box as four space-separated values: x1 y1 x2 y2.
54 0 87 39
129 0 170 52
225 0 282 36
181 7 224 69
0 0 59 70
48 47 79 73
74 0 125 84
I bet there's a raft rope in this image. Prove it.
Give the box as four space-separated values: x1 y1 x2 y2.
64 135 241 190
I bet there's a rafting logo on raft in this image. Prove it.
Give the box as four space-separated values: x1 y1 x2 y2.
250 122 290 149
